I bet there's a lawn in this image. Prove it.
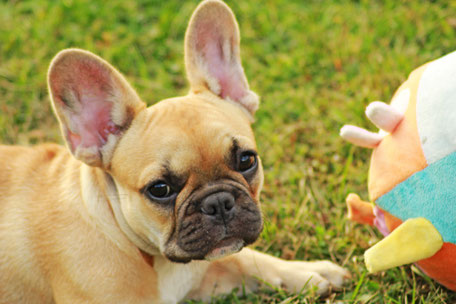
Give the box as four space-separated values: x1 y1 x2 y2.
1 0 456 303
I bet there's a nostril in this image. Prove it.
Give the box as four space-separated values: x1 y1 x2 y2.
201 201 217 215
223 196 235 212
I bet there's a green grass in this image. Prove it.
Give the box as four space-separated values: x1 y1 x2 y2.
1 0 456 302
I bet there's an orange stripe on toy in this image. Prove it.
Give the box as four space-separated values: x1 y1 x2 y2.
382 210 402 232
417 243 456 291
368 65 428 201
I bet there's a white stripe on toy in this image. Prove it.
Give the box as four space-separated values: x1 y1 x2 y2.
365 101 404 133
340 125 383 148
416 51 456 164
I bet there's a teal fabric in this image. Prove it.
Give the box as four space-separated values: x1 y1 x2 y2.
376 151 456 244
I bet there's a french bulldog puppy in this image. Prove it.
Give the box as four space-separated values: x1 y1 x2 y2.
0 0 349 303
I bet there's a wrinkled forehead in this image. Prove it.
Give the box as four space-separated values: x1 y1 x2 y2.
111 97 255 186
154 98 253 138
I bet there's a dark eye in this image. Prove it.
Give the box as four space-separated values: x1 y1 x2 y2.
238 151 257 172
146 181 173 200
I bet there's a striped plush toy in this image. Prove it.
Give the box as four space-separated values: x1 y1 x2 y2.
341 51 456 290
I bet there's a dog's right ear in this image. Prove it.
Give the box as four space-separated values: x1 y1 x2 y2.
185 0 259 116
48 49 146 168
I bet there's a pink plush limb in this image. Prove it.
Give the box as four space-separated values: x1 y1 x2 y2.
340 125 382 148
365 101 404 133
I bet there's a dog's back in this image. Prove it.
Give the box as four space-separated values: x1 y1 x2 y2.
0 144 69 304
0 144 160 303
0 144 69 208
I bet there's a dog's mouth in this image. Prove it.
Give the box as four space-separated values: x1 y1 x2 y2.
164 234 254 264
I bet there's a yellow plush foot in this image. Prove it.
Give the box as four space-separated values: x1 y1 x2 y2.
364 217 443 273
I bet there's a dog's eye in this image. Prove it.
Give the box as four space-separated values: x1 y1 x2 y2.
146 181 173 199
238 151 257 172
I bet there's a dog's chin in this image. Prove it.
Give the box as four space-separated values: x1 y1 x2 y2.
204 237 245 261
164 237 247 264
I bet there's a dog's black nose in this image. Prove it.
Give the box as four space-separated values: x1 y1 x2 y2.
201 192 235 220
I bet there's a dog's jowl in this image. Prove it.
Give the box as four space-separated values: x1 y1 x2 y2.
0 1 349 303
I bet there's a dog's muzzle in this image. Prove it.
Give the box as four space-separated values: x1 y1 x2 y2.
164 183 263 262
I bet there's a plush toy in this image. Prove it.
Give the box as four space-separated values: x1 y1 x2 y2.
340 51 456 290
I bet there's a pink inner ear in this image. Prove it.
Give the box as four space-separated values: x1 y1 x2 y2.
51 59 121 152
66 93 120 152
197 23 248 102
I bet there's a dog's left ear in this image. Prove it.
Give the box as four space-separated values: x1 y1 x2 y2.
185 0 259 116
48 49 146 168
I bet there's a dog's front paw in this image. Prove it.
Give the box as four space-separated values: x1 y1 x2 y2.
276 260 350 295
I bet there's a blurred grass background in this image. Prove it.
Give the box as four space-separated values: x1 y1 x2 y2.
1 0 456 303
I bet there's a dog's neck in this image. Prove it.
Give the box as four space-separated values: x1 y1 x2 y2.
80 164 161 258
